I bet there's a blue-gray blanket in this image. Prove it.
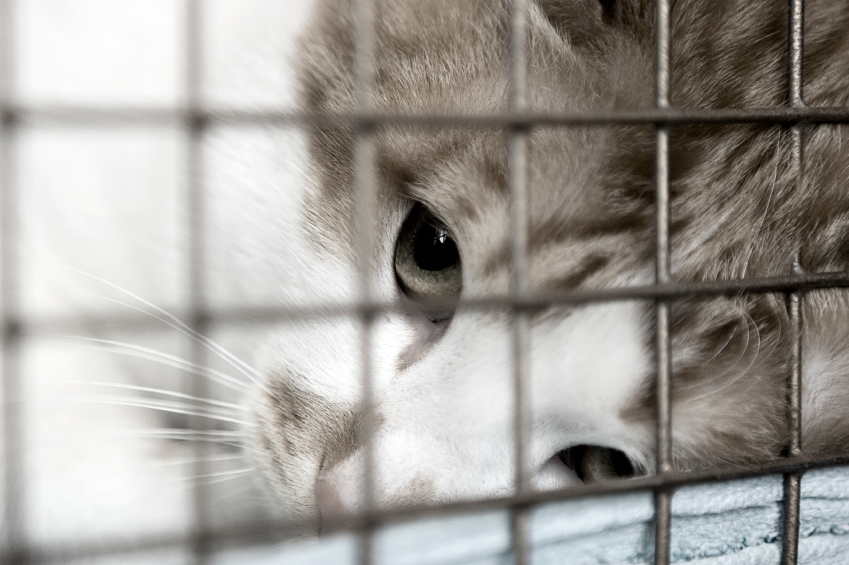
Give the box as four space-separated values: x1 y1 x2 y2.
268 466 849 565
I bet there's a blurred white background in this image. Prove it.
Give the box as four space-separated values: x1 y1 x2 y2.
1 1 318 562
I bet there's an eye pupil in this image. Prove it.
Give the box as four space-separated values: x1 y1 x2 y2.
395 205 462 320
414 224 460 271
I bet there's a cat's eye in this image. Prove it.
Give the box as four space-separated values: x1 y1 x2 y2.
395 205 462 321
558 445 638 482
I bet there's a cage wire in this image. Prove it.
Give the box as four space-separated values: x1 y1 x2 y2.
1 0 849 564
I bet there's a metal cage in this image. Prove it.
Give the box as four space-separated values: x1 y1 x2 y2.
2 0 849 564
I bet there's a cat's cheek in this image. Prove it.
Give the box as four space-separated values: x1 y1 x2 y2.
533 303 649 409
367 302 651 504
313 431 450 522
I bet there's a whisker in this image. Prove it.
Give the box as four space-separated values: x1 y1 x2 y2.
24 426 252 453
55 265 268 387
65 397 253 428
139 453 248 469
69 380 244 411
192 467 255 480
103 428 244 441
169 468 257 487
201 473 256 487
33 426 259 453
48 336 248 392
78 291 266 387
158 433 262 455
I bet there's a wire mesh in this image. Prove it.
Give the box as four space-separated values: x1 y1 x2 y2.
1 0 24 562
1 0 848 564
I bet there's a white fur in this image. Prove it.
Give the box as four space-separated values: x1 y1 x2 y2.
312 300 652 512
14 0 315 549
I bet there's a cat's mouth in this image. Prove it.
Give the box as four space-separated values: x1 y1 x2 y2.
557 445 640 483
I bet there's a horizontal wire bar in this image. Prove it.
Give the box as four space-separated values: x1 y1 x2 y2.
289 449 849 534
9 449 849 565
9 270 849 334
2 105 849 128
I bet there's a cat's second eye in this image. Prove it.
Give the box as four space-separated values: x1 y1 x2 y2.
394 205 462 321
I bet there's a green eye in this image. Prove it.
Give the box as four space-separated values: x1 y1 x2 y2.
394 205 462 321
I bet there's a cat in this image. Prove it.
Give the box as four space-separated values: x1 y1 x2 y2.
247 0 849 530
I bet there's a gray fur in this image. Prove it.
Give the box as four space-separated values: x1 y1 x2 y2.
252 0 849 519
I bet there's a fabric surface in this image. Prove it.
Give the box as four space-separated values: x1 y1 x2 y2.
269 467 849 565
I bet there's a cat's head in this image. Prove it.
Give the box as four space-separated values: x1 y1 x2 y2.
250 0 849 527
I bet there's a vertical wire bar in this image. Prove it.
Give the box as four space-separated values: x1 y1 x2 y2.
787 0 805 110
0 0 25 562
509 0 529 493
782 294 802 565
185 0 211 563
653 0 673 563
781 2 804 564
508 1 530 564
354 132 377 565
353 1 377 564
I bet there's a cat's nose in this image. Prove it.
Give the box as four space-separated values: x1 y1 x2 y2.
315 476 348 533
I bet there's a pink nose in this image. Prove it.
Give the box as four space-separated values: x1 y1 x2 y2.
315 477 347 533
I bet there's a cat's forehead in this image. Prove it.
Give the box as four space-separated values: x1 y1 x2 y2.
369 5 615 115
302 0 625 113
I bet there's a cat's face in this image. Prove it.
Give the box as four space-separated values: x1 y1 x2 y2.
250 0 849 526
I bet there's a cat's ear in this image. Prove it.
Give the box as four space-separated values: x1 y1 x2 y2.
534 0 654 48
